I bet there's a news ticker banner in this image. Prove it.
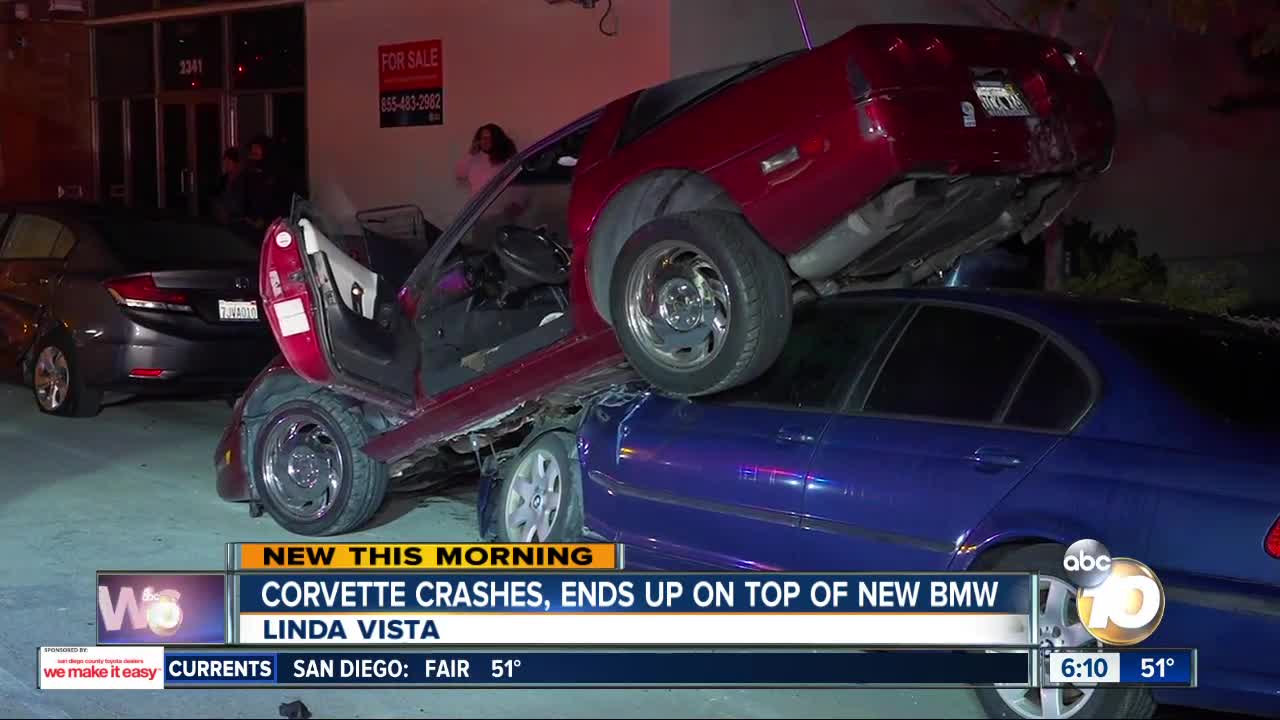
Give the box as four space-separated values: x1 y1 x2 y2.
231 572 1034 646
38 646 1198 690
99 569 1035 647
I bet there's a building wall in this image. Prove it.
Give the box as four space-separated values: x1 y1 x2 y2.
305 0 671 232
670 0 982 76
669 0 1279 267
0 21 93 203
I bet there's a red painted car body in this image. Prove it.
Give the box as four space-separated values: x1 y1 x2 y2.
218 23 1114 503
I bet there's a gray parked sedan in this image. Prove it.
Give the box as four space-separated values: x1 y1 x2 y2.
0 204 278 416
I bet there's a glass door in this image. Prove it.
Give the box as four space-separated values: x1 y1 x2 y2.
160 97 223 217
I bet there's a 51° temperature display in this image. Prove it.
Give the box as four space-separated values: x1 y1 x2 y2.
1047 650 1196 687
491 659 522 679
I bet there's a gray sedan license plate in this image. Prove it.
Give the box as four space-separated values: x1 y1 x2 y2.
218 300 259 321
974 81 1031 118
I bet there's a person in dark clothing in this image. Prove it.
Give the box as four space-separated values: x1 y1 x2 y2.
212 147 246 226
242 135 284 232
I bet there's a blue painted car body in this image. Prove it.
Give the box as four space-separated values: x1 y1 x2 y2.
567 288 1280 717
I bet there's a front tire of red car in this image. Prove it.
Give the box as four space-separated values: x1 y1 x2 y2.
609 211 791 397
251 391 389 536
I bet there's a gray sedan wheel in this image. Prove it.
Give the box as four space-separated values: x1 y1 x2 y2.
31 336 101 417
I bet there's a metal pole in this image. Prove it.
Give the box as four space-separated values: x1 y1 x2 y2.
792 0 813 50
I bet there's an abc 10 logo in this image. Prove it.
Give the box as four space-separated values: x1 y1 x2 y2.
1062 539 1165 645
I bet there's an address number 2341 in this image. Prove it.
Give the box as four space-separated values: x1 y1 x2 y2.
178 58 205 76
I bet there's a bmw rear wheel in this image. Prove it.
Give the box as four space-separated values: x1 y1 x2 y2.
496 432 583 543
31 335 102 417
252 392 388 536
975 544 1155 719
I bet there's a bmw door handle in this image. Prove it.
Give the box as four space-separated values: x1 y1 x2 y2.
775 427 817 446
969 448 1024 470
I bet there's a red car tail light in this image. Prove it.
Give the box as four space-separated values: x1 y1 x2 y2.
1266 517 1280 559
106 274 193 313
885 35 914 65
1021 72 1054 117
128 368 169 378
918 35 953 67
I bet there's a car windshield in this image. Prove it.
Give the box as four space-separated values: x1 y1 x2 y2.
92 217 258 269
1101 316 1280 430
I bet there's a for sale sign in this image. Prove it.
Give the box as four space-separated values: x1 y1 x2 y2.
378 39 444 128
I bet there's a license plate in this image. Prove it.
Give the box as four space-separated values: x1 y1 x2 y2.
974 82 1031 117
218 300 259 321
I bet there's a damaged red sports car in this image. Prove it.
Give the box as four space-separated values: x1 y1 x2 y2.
216 23 1115 535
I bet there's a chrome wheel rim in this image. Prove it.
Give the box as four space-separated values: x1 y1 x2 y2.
995 575 1100 719
259 412 345 522
623 240 730 371
34 346 70 411
503 448 563 542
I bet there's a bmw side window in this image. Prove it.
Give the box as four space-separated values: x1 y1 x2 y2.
864 306 1042 423
1004 342 1093 430
708 302 900 411
0 214 72 259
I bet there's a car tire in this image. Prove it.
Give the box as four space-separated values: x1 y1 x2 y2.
495 431 583 543
31 334 102 417
609 211 791 397
251 392 389 536
974 544 1156 720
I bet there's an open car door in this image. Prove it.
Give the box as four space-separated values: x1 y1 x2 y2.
259 197 418 411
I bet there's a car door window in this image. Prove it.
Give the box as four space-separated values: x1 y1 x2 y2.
864 305 1041 422
709 302 902 411
0 214 74 259
1004 342 1093 430
422 126 595 311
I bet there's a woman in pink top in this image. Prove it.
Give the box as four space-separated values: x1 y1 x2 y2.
456 123 529 249
455 123 517 196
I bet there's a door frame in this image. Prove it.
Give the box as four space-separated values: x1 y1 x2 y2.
157 90 226 215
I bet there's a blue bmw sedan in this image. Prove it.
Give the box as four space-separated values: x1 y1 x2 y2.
481 288 1280 719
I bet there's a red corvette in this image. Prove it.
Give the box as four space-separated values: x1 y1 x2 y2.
217 23 1115 535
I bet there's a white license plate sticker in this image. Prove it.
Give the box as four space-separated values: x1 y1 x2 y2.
218 299 259 321
974 82 1031 117
272 297 310 337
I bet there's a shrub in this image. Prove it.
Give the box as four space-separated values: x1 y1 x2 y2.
1056 219 1249 314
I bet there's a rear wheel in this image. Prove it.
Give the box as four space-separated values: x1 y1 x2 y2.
975 544 1155 720
609 211 790 397
496 432 583 543
252 392 388 536
31 335 102 417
